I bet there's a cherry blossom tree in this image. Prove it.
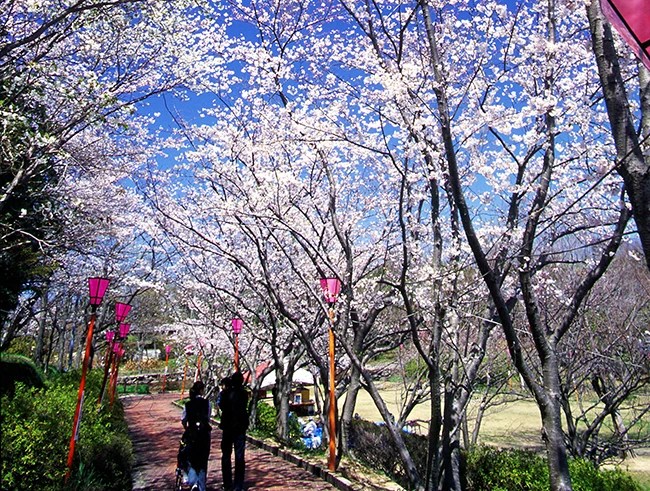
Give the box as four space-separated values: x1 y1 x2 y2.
1 0 230 350
408 1 634 489
6 1 641 490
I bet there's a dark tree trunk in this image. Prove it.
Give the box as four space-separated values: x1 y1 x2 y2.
272 367 295 444
587 1 650 271
424 362 441 491
441 381 463 491
34 288 48 367
340 363 362 455
539 388 572 491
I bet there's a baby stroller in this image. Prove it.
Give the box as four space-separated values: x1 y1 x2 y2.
174 421 210 490
174 434 190 490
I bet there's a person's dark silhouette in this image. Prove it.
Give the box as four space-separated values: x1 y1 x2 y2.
181 381 212 491
218 371 249 491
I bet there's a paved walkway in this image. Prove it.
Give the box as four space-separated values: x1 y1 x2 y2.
123 392 339 491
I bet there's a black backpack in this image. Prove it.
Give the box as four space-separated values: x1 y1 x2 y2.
178 398 211 471
218 387 249 433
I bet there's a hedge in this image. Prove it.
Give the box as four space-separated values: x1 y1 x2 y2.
1 368 133 491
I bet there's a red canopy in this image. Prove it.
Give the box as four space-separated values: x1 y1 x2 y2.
601 0 650 70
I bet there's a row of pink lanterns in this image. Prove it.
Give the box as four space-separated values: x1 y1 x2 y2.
98 303 132 407
64 276 341 481
66 277 133 483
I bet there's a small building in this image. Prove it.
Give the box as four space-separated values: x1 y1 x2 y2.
250 365 316 417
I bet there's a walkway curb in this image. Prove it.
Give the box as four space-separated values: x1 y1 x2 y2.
246 435 358 491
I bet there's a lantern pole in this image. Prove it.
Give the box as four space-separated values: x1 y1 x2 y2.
109 346 124 407
162 345 172 392
194 343 204 382
108 342 120 404
97 331 116 409
180 346 191 400
65 277 109 482
109 323 130 409
232 318 243 372
320 277 341 473
98 302 131 407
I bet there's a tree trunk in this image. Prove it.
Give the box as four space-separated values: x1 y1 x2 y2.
340 363 362 455
272 367 295 444
591 374 630 456
587 0 650 271
340 337 423 490
539 393 572 491
44 325 55 372
34 288 48 367
248 361 273 431
441 380 463 491
57 323 66 372
424 363 441 491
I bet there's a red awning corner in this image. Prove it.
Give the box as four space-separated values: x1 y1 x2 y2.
601 0 650 71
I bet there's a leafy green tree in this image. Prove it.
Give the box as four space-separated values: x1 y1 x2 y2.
0 79 59 335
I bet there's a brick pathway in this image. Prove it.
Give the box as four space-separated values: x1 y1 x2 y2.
123 392 339 491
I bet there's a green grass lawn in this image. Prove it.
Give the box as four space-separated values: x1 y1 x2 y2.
347 384 650 489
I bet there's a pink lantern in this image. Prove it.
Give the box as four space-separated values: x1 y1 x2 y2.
115 302 132 322
319 278 341 304
88 277 110 306
106 331 115 343
232 318 243 335
119 348 125 357
119 323 130 338
113 343 121 353
601 0 650 70
165 345 172 355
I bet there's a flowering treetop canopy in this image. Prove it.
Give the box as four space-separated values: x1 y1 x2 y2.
601 0 650 70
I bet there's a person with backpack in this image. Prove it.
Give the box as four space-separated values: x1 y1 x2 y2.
181 380 212 491
218 371 249 491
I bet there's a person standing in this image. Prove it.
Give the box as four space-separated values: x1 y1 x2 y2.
218 371 249 491
181 381 212 491
215 376 232 419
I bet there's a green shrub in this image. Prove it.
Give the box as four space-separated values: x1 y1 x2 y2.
4 336 36 356
1 370 132 491
569 458 641 491
465 446 642 491
254 400 276 437
117 384 150 394
465 445 548 491
252 400 305 448
0 354 45 397
349 419 428 488
350 419 402 479
288 412 303 441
